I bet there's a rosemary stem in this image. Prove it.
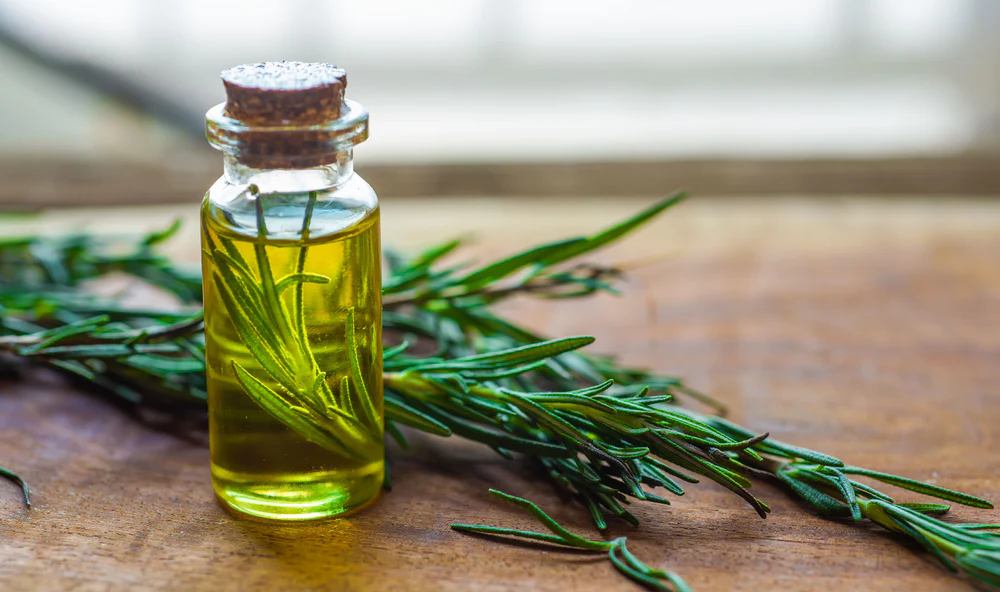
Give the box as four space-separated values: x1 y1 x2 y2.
293 191 318 341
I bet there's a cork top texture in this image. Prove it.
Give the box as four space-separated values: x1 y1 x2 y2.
221 62 348 126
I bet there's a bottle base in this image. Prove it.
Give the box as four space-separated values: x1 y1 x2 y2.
212 461 384 522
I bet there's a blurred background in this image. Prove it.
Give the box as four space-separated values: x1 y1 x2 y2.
0 0 998 206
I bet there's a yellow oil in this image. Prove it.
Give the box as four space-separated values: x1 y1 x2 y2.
201 195 383 521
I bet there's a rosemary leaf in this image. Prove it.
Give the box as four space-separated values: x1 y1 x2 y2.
842 466 994 509
0 466 30 508
452 489 691 591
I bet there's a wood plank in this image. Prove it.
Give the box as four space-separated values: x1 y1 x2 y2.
2 196 999 591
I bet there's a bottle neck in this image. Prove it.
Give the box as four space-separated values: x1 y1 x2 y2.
223 149 354 194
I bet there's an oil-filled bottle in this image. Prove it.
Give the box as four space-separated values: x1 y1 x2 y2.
202 62 382 521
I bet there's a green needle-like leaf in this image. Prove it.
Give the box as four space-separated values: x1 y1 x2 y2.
842 466 994 509
405 336 595 373
532 192 688 271
451 489 691 591
275 272 331 294
453 238 589 290
231 361 351 457
347 307 380 431
0 466 30 508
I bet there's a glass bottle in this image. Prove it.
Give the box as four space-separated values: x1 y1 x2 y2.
201 62 382 521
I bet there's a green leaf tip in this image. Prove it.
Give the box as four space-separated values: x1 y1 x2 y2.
0 466 31 508
455 489 692 591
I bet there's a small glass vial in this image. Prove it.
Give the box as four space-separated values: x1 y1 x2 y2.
202 62 383 520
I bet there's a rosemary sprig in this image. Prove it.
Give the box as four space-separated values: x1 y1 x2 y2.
1 195 996 588
201 189 380 459
0 221 200 303
383 361 772 522
452 489 693 592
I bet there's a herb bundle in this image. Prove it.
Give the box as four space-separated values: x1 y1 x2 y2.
1 195 997 590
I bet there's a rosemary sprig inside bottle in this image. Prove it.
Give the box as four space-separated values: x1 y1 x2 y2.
200 183 385 519
1 194 997 589
201 190 381 461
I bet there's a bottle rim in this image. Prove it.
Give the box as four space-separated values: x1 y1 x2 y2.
205 99 369 168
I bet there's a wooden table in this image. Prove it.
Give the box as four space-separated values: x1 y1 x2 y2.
2 196 999 591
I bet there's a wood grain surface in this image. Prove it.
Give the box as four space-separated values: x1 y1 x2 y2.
2 156 1000 209
1 196 999 591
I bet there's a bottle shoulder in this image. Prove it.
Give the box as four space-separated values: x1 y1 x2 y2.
203 173 378 243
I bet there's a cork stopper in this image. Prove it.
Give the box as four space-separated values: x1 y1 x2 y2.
221 61 347 125
207 61 368 170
